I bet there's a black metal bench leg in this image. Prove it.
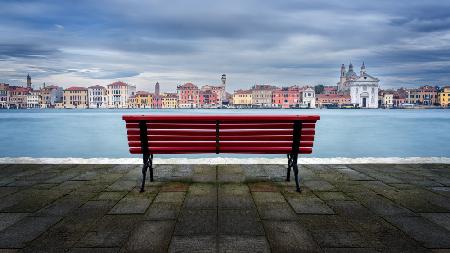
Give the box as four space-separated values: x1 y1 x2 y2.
140 154 150 193
286 154 292 182
149 154 154 182
292 154 301 192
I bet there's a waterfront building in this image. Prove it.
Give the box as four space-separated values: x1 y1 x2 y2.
391 88 408 108
300 87 316 108
63 87 88 109
40 85 63 108
200 88 219 108
232 89 252 108
8 86 30 109
407 85 438 105
177 82 200 108
132 91 153 108
0 83 9 109
438 86 450 107
161 93 178 108
251 84 277 108
26 90 41 108
323 86 338 95
316 94 351 108
106 81 136 108
272 86 301 108
344 63 379 108
88 85 107 108
152 82 162 109
383 92 394 108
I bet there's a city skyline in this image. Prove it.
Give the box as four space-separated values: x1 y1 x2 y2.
1 1 450 91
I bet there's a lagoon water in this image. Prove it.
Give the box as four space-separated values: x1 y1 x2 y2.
0 109 449 158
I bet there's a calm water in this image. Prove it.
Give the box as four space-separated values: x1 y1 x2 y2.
0 109 449 158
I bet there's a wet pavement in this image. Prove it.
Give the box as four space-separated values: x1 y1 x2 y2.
0 163 449 252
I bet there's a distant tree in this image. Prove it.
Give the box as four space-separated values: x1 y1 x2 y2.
314 85 324 94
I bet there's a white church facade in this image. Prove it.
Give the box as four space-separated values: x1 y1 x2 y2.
338 62 379 108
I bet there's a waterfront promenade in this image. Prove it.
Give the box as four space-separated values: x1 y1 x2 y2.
0 163 449 252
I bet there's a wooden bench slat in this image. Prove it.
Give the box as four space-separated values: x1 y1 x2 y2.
127 141 314 148
127 135 315 142
126 122 315 130
123 115 320 122
126 129 315 136
129 147 313 154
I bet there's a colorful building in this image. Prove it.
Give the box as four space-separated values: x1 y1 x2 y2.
316 94 351 108
251 84 277 108
272 86 301 108
63 87 88 109
233 89 252 108
407 85 438 105
8 86 30 109
200 89 219 108
438 86 450 107
131 91 153 108
88 85 107 108
26 90 41 108
106 81 136 108
40 85 63 108
177 82 200 108
0 83 9 109
161 93 178 108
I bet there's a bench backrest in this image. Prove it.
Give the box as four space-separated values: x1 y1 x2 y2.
123 115 320 155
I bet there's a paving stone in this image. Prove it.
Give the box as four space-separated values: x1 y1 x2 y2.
219 235 270 253
315 191 351 201
96 191 128 200
326 200 372 217
183 183 217 209
192 165 217 183
145 202 181 220
218 184 255 209
34 196 89 216
420 213 450 232
77 215 141 248
256 202 298 220
169 235 216 253
248 182 278 192
174 209 217 236
0 213 28 232
218 165 245 183
348 192 414 217
2 189 65 213
0 216 62 248
123 220 175 253
304 180 336 191
297 214 355 231
285 195 334 214
263 221 320 253
312 230 370 248
252 191 286 204
153 192 186 204
106 180 137 191
385 216 450 248
337 168 374 180
219 209 264 235
0 187 20 198
323 248 378 253
108 195 154 214
160 182 190 192
70 248 120 253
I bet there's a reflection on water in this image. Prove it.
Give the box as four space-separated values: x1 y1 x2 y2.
0 109 449 158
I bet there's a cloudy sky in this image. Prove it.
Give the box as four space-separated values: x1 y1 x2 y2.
1 0 449 92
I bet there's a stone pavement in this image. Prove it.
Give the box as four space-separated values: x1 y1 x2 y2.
0 163 450 252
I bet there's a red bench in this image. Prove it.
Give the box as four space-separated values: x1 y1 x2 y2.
123 114 320 192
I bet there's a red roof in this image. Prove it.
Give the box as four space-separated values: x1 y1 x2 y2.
108 81 128 87
65 86 87 91
317 94 350 99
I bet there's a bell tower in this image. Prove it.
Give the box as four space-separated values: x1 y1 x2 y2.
27 74 31 89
